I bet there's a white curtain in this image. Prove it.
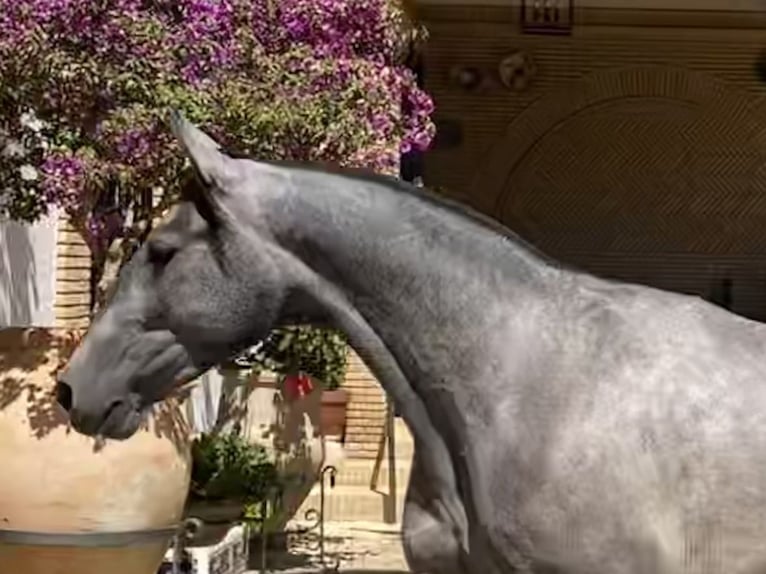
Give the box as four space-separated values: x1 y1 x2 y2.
0 213 58 328
185 367 253 435
185 368 224 435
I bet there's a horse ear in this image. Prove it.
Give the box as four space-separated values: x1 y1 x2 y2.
169 109 228 228
177 169 223 230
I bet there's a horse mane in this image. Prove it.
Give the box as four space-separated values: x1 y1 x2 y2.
224 149 562 269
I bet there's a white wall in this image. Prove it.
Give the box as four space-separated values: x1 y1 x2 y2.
0 212 58 328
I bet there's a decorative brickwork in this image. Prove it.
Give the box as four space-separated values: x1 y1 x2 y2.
421 3 766 320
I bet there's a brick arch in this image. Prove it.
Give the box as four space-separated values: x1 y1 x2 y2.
472 65 761 214
471 65 766 318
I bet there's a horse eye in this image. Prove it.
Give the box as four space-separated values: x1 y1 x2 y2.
147 240 176 266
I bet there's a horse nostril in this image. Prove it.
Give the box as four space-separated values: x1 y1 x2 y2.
55 381 73 412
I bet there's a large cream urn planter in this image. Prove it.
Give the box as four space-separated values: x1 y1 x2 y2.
0 327 193 574
244 373 344 534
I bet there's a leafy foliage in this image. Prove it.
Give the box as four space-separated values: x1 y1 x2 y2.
243 326 348 390
0 0 434 253
190 432 279 503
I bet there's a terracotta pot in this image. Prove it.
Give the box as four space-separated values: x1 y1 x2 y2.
319 389 349 441
0 328 192 574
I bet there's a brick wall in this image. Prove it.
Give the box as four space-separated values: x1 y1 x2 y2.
420 3 766 321
342 350 388 459
54 216 91 330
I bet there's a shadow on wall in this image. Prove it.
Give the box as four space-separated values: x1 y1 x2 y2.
0 219 39 327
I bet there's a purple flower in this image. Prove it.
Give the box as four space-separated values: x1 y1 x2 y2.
40 151 87 211
1 0 437 231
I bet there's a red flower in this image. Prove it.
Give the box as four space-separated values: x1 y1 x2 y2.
282 372 315 401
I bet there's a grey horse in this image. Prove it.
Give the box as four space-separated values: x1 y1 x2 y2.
57 111 766 574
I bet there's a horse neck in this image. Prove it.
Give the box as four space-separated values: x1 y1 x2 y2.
261 171 563 534
265 169 558 388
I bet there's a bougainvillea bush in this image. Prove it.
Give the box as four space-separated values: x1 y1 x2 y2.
0 0 433 386
0 0 433 262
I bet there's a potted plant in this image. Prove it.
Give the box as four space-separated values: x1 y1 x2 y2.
244 326 350 441
185 432 280 547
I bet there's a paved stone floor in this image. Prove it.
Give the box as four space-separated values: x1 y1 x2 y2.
247 521 409 573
